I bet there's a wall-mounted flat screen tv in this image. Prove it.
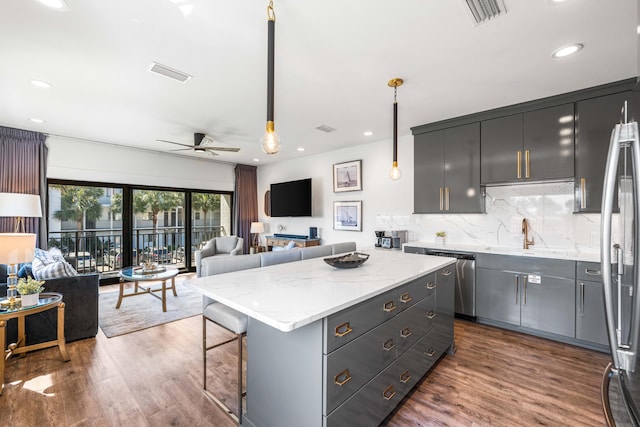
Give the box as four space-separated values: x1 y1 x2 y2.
270 178 312 217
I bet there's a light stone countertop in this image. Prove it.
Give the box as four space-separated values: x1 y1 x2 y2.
403 241 601 263
185 248 455 332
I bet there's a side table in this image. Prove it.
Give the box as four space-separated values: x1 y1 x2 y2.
0 292 70 395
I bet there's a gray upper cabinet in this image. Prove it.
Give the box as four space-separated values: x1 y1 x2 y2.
481 104 575 184
414 123 482 213
575 90 640 212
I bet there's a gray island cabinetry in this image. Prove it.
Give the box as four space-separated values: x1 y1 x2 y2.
186 250 455 427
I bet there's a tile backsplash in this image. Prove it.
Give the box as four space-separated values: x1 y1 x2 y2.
376 181 608 257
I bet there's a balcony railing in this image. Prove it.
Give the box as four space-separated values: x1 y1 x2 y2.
47 225 225 277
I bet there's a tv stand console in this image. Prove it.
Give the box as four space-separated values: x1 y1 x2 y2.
266 236 320 251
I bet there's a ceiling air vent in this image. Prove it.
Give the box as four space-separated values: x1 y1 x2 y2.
148 62 192 83
463 0 507 24
315 125 336 133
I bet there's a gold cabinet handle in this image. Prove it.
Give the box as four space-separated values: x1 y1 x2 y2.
400 292 412 304
441 269 451 276
400 327 412 338
515 275 519 304
426 310 436 319
383 301 397 312
383 385 396 400
439 187 444 211
517 151 522 178
445 187 450 211
525 149 530 179
334 369 352 386
334 321 353 337
426 347 436 357
383 338 395 351
580 178 587 209
399 370 411 383
426 282 436 290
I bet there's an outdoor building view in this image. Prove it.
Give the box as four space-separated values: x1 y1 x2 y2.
47 183 232 277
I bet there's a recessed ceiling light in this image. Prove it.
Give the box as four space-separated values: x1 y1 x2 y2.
253 158 260 162
364 131 374 136
38 0 70 11
29 118 46 123
552 43 583 58
297 147 305 152
31 80 52 88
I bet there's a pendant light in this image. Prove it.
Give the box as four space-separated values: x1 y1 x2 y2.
388 78 403 180
261 0 281 154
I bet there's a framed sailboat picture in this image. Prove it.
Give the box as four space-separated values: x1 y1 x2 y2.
334 201 362 231
333 160 362 192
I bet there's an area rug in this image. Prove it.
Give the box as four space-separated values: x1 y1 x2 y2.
99 282 202 338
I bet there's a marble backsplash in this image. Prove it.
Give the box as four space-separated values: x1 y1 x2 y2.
376 181 611 257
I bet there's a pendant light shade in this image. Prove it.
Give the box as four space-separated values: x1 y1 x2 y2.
261 0 281 155
388 78 403 180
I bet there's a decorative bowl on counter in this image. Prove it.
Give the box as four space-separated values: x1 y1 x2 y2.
324 252 370 269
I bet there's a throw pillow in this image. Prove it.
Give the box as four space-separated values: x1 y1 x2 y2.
33 260 78 280
284 241 296 250
18 263 33 279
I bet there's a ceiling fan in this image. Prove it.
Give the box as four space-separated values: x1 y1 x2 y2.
158 133 241 156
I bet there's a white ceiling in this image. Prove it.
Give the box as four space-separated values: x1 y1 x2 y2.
0 0 637 165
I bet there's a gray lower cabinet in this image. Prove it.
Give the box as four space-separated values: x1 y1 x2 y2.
576 262 608 346
475 254 575 338
242 264 455 427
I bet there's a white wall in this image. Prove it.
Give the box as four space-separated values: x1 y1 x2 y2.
256 135 414 249
46 135 236 191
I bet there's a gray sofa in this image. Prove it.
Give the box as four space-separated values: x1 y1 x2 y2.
0 273 99 346
196 241 357 279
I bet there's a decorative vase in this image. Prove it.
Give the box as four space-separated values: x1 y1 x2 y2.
436 236 446 245
20 293 39 307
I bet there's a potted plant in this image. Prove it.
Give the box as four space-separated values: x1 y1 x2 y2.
435 231 446 245
17 277 45 307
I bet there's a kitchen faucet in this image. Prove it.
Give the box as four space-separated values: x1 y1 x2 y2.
522 218 534 250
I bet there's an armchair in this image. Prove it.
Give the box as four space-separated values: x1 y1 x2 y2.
195 236 244 277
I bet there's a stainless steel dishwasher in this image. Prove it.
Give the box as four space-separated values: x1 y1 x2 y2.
428 250 476 318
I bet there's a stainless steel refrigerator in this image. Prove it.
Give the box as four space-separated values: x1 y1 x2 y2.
601 103 640 426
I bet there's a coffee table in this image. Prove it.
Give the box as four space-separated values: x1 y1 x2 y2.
117 266 179 312
0 292 70 395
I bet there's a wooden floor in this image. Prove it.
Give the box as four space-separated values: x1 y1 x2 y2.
1 279 611 426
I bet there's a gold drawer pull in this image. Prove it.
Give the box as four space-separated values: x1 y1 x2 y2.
426 310 436 319
383 301 397 312
400 327 412 338
334 322 353 337
426 282 436 290
383 385 396 400
400 292 412 303
426 347 436 357
334 369 351 386
400 370 411 383
383 338 395 351
441 269 452 276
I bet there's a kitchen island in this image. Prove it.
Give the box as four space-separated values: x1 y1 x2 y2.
186 249 456 426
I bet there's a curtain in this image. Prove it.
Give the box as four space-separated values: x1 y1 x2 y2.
0 126 48 247
233 164 258 254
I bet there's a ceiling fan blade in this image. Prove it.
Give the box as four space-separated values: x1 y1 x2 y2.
157 139 192 148
206 147 241 152
168 148 193 152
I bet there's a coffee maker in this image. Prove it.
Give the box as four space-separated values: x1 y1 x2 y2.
375 231 384 247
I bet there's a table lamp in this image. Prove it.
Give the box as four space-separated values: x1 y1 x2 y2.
0 233 37 307
250 222 265 249
0 192 43 232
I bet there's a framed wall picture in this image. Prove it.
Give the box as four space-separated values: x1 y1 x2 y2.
333 160 362 192
333 201 362 231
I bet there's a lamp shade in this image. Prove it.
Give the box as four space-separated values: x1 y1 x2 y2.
0 193 42 217
0 233 37 264
250 222 265 234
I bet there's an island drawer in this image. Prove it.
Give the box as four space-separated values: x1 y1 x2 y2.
324 318 398 415
394 293 436 354
323 290 397 354
398 271 436 312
